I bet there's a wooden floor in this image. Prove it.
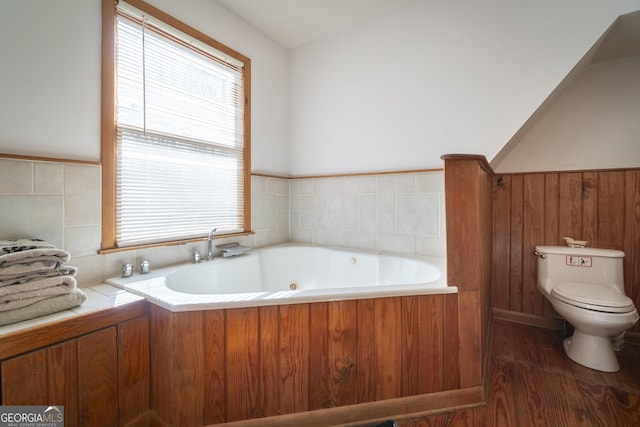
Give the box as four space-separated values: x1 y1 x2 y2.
485 319 640 427
395 319 640 427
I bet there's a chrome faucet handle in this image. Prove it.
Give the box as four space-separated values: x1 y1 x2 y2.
193 250 201 264
140 259 151 274
121 263 133 278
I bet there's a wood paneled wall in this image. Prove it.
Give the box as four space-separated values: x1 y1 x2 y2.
150 294 460 426
442 155 494 388
1 316 149 427
492 168 640 333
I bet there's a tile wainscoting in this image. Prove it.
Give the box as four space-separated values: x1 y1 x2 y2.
0 157 445 285
289 172 446 257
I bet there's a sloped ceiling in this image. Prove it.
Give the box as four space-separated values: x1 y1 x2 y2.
590 10 640 64
491 9 640 172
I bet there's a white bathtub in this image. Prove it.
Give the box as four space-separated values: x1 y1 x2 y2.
106 243 455 312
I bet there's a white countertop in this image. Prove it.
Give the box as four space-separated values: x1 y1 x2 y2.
0 284 145 336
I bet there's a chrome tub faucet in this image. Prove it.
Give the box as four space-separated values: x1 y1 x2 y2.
207 227 217 261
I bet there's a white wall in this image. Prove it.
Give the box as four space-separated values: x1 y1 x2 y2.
0 0 101 161
0 0 290 175
3 0 638 176
492 56 640 173
288 0 640 176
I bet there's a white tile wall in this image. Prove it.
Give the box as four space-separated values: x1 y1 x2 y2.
0 158 445 285
289 172 446 257
251 175 290 247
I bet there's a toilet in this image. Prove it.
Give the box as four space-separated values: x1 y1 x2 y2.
534 245 639 372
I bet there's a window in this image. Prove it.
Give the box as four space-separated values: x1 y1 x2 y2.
101 0 251 249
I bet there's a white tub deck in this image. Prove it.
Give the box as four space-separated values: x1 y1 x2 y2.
106 243 456 312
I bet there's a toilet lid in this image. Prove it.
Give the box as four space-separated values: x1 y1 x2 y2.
552 282 635 313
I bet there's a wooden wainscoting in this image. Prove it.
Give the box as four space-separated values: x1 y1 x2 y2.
1 311 150 427
492 168 640 333
149 293 463 426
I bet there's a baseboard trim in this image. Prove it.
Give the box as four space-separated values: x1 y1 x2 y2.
625 331 640 346
216 387 484 427
492 308 565 330
123 411 167 427
492 308 640 348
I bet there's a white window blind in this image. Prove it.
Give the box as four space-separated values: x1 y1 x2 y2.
115 3 246 247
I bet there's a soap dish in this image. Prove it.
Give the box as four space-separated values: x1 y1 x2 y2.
563 237 588 248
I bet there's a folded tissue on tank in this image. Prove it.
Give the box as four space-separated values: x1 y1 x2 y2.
0 239 86 326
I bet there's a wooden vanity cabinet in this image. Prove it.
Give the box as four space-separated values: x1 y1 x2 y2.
0 303 150 427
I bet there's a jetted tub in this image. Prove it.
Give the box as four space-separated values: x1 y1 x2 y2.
107 243 455 311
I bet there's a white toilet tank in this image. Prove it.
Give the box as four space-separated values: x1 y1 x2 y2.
535 246 625 297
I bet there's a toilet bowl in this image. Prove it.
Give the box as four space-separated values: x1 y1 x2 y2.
548 294 638 372
535 245 639 372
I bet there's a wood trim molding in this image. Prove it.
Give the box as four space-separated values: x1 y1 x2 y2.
494 165 640 176
492 308 565 331
291 168 445 180
101 0 117 250
221 387 484 427
251 172 290 179
124 0 250 65
0 153 100 166
243 59 252 235
266 168 445 180
492 308 640 346
97 231 254 255
625 331 640 346
440 154 494 176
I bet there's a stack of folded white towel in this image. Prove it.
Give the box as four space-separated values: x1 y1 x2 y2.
0 239 86 326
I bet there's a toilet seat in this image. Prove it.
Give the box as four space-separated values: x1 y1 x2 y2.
551 282 635 313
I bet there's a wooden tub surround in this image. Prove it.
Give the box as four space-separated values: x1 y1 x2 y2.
149 295 484 426
145 155 494 426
